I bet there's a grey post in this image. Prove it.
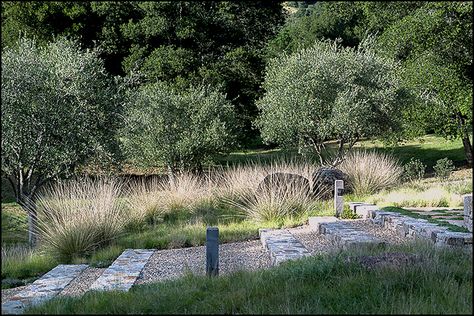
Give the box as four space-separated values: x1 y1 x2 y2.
334 180 344 217
463 194 472 232
206 227 219 276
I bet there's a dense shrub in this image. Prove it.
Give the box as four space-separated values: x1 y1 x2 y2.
403 158 426 182
434 158 455 180
340 150 402 196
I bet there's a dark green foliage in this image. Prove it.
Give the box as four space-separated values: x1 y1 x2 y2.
120 82 237 172
1 1 285 146
376 2 473 164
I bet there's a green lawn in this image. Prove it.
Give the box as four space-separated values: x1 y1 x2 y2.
27 240 472 314
352 134 467 169
1 202 28 245
216 134 467 170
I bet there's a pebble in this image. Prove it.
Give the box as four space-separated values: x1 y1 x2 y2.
58 268 105 297
136 240 271 285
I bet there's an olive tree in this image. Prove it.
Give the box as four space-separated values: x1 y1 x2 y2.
256 37 409 165
1 37 122 245
120 82 236 179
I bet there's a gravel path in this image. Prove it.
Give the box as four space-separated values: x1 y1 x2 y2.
136 240 271 285
1 219 407 301
58 267 105 297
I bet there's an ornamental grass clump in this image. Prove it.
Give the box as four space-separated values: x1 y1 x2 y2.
340 150 403 196
126 176 167 224
127 172 217 223
215 159 316 201
222 159 322 222
34 178 129 261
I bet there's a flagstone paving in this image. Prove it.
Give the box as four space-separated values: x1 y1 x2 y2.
1 264 88 315
259 229 311 265
315 219 386 249
88 249 154 292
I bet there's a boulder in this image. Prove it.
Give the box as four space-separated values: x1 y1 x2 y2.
257 172 310 196
311 167 348 200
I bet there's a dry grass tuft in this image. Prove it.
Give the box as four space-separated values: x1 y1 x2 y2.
34 177 129 261
218 159 324 222
340 150 403 196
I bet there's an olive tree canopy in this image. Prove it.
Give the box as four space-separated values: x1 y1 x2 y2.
256 37 409 165
1 37 123 245
120 82 236 176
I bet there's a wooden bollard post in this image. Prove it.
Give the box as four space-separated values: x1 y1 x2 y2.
206 227 219 277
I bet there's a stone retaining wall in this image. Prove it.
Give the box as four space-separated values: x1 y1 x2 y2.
370 208 472 248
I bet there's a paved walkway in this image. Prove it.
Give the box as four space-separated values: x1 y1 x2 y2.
259 229 311 265
1 264 88 315
311 217 385 249
88 249 154 292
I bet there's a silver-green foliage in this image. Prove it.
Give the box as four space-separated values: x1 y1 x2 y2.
403 158 426 182
256 37 408 164
1 37 120 202
433 158 455 181
121 82 236 171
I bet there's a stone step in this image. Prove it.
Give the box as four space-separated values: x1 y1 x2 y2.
318 221 385 249
308 216 339 233
1 264 88 315
259 229 311 266
88 249 154 292
371 210 472 247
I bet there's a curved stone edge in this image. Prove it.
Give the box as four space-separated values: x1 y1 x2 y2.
371 209 472 248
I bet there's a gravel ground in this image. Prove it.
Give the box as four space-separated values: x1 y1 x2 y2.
136 240 271 285
58 267 105 297
1 286 27 304
287 225 336 255
345 219 408 245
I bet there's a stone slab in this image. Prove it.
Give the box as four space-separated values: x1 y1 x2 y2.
319 221 385 249
259 229 311 266
1 264 88 314
349 202 367 211
308 216 339 233
88 249 154 292
354 204 379 219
